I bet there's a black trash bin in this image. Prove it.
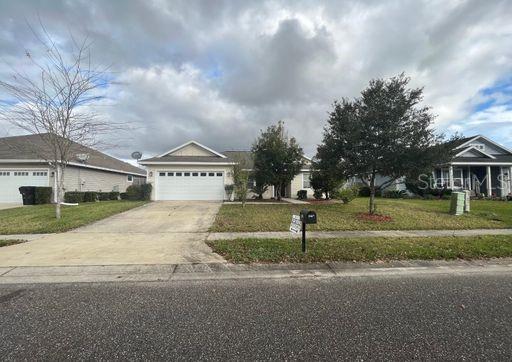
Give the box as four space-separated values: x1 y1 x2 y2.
19 186 36 205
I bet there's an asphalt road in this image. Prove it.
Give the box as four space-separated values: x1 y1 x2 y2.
1 273 511 361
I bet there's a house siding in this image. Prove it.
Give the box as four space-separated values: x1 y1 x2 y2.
290 172 314 198
59 166 143 193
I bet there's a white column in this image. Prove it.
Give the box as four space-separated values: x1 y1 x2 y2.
509 166 512 195
486 165 492 197
467 166 471 190
500 167 504 197
449 165 454 189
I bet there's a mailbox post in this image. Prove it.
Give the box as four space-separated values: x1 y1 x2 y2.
299 209 317 252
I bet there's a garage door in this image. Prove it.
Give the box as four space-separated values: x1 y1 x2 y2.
157 171 225 200
0 170 49 203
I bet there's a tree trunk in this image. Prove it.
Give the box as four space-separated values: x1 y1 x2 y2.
55 163 62 220
369 174 376 214
276 184 281 201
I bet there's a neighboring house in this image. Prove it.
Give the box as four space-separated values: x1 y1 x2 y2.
434 135 512 197
139 140 313 201
0 134 146 203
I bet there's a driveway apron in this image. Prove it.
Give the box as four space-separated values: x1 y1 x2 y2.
0 201 225 267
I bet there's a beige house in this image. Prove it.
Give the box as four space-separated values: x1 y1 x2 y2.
139 140 313 201
0 134 146 203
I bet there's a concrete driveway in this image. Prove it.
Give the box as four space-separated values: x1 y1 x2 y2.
0 201 225 267
0 203 22 210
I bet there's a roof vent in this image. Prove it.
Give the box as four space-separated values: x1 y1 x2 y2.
76 153 90 163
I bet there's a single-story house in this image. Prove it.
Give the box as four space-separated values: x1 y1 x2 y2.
139 140 313 201
434 135 512 197
0 133 146 203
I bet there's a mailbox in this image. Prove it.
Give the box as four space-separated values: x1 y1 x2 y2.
300 209 317 224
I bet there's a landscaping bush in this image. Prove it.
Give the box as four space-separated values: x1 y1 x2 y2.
125 183 152 201
358 186 371 197
297 190 307 200
83 191 98 202
120 192 128 200
34 187 53 204
382 190 407 199
97 192 111 201
109 191 120 200
313 189 323 199
64 191 85 203
335 185 359 204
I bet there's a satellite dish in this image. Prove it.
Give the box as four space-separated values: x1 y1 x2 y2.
131 151 142 160
76 153 90 163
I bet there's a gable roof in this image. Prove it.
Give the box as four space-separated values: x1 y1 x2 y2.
157 140 227 158
454 145 496 159
0 133 146 176
453 135 512 154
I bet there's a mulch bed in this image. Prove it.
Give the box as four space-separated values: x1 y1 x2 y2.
357 213 393 222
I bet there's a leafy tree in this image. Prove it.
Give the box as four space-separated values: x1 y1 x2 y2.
320 73 454 214
252 121 304 200
310 144 345 199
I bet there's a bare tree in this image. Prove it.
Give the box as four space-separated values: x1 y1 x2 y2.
0 26 113 219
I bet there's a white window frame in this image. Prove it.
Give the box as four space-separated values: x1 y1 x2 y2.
127 175 133 183
302 172 312 189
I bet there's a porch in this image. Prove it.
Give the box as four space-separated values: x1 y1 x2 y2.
434 164 512 197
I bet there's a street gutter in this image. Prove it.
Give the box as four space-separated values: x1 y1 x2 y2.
0 258 511 284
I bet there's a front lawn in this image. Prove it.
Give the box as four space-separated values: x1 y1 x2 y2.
208 235 512 263
210 198 512 232
0 201 147 234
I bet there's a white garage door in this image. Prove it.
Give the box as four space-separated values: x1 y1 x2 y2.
157 171 225 200
0 170 49 203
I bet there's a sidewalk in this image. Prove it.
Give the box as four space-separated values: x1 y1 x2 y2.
207 228 512 240
1 258 511 284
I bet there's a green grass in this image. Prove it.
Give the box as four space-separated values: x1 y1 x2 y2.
207 235 512 263
0 201 147 234
210 198 512 232
0 239 25 247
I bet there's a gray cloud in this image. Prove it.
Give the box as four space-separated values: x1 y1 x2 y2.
0 0 511 160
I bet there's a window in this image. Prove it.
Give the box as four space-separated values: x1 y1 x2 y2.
167 172 174 176
208 172 215 176
216 172 223 177
200 172 207 176
33 171 47 177
302 172 311 189
184 172 191 176
127 175 133 182
192 172 198 176
14 171 29 176
176 172 182 176
247 176 256 189
0 171 10 176
159 172 166 176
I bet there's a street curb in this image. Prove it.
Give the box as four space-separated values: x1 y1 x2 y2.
0 258 511 284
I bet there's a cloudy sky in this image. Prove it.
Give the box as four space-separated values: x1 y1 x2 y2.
0 0 511 160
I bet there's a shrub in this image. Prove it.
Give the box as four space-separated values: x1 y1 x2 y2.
297 190 307 200
313 189 323 199
120 192 128 200
64 192 85 203
224 184 234 200
83 191 97 202
109 191 120 200
423 194 435 200
335 185 359 204
125 184 152 201
358 185 371 197
97 192 111 201
34 187 53 204
382 190 407 199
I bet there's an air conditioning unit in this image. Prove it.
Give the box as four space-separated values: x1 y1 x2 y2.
76 153 90 163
